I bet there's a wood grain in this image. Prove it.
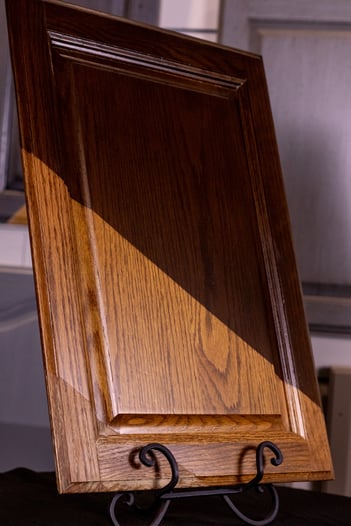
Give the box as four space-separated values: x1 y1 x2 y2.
6 0 333 493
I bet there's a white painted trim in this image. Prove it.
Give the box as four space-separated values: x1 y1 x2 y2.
0 224 32 269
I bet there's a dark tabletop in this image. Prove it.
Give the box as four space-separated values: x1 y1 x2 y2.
0 469 350 525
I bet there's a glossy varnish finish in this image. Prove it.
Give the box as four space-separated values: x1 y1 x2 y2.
6 0 333 493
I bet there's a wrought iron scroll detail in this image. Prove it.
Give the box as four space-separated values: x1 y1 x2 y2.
109 441 283 526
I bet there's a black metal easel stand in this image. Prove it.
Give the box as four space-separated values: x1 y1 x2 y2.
109 441 283 526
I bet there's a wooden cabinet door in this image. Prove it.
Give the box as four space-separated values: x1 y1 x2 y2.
6 0 333 493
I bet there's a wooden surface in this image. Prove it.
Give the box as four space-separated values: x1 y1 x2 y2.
6 0 333 493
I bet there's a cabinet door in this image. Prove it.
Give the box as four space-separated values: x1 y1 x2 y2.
6 0 332 493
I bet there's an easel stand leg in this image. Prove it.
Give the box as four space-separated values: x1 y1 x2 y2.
109 441 283 526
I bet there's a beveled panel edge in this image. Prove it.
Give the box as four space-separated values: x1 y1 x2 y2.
49 30 246 95
106 414 284 436
235 85 306 439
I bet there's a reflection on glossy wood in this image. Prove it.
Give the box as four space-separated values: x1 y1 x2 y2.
6 0 333 493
